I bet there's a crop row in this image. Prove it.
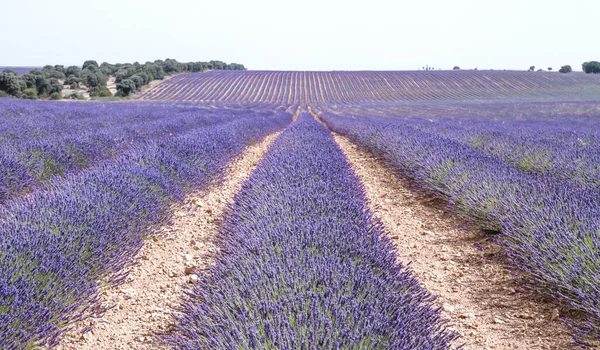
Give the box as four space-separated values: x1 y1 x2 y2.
168 114 458 349
323 101 600 189
138 70 600 103
0 106 291 349
0 99 285 204
319 109 600 344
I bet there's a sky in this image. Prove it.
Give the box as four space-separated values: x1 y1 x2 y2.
1 0 598 71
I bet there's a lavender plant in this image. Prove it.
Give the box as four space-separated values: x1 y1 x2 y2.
320 107 600 345
0 104 290 349
0 99 279 204
169 114 458 349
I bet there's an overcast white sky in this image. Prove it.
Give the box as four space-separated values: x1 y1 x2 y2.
1 0 598 71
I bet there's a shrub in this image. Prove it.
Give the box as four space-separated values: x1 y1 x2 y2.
22 88 38 100
559 65 572 73
49 92 62 100
89 87 113 97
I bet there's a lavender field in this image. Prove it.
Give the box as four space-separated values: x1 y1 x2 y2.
317 100 600 345
1 70 600 349
138 70 600 103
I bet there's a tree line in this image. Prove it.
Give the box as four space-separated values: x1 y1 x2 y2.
0 59 246 100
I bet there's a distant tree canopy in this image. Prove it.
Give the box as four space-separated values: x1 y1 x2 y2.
559 65 572 73
0 58 245 100
112 58 245 96
453 66 460 70
582 61 600 74
529 66 535 72
0 70 23 96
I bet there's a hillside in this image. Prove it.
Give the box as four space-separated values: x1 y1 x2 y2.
137 70 600 103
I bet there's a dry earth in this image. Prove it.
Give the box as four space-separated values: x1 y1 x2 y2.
57 131 282 350
106 76 117 95
333 133 580 350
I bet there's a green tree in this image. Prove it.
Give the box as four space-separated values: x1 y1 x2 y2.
83 70 107 89
453 66 460 70
559 65 572 73
41 65 65 79
0 71 23 96
40 78 63 96
116 79 136 96
129 74 145 89
529 66 535 72
82 60 99 70
582 61 600 74
65 66 82 77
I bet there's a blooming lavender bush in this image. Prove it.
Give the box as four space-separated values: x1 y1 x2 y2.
0 104 290 349
320 106 600 344
0 99 277 204
169 114 458 349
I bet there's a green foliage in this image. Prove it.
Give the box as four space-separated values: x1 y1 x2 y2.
89 87 112 97
1 58 245 100
20 73 37 89
42 65 65 79
2 68 18 75
129 75 145 89
83 69 107 89
529 66 535 72
0 71 23 96
49 92 62 100
559 65 572 73
116 79 136 96
0 90 8 98
38 78 63 97
582 61 600 74
453 66 460 70
65 66 82 77
23 88 38 100
64 76 82 87
82 60 99 70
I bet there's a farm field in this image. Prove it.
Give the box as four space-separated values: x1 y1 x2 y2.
1 70 600 349
138 70 600 103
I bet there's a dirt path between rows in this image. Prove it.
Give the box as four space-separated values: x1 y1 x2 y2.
57 131 282 350
333 133 576 350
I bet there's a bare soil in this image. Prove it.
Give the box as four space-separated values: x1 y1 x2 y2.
57 131 281 350
106 76 117 95
333 133 579 350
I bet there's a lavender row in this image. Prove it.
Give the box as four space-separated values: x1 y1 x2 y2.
139 70 600 103
326 101 600 189
0 99 279 203
0 110 291 349
320 111 600 344
169 114 458 349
